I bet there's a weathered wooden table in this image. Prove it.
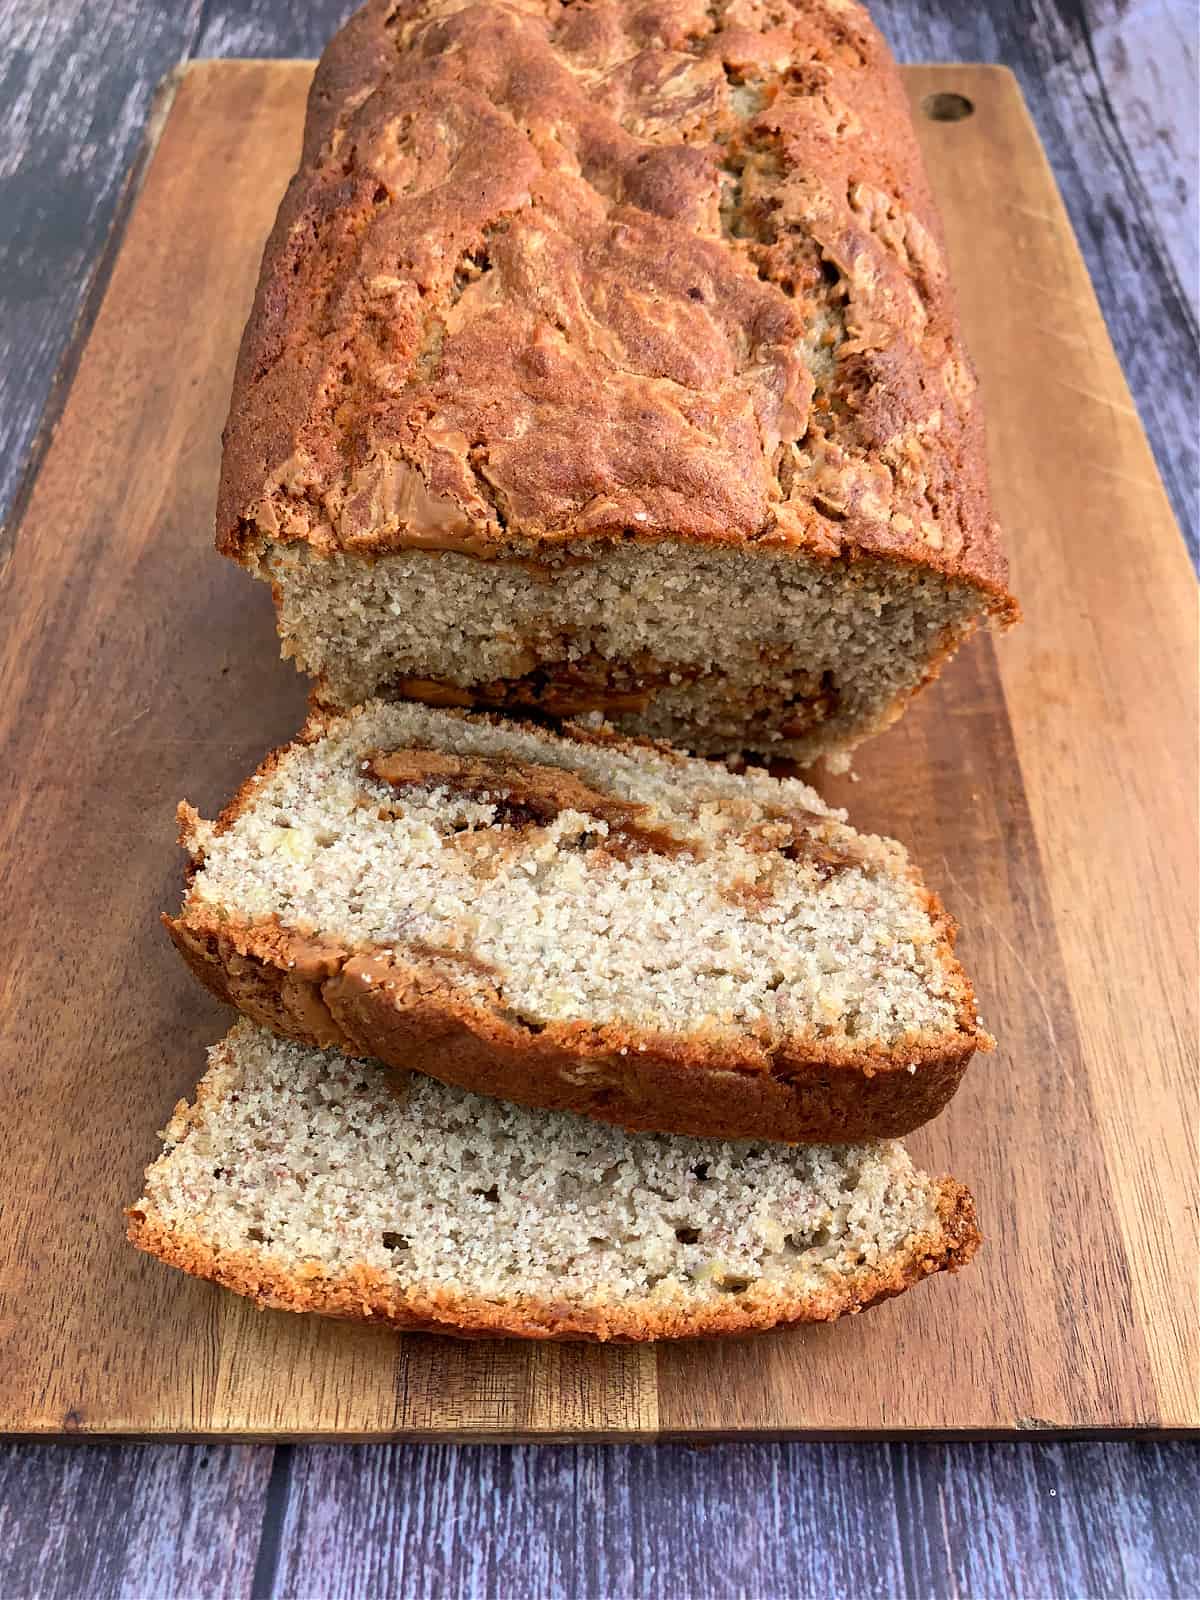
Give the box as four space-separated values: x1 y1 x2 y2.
1 1 1196 1595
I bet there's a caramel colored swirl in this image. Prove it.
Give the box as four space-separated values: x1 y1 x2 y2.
364 748 692 857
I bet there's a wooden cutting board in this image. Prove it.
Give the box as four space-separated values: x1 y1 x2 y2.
0 61 1194 1440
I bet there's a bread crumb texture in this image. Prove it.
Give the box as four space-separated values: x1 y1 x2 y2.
128 1021 980 1340
185 700 978 1049
270 542 986 763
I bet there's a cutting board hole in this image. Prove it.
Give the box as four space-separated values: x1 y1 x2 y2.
922 92 974 122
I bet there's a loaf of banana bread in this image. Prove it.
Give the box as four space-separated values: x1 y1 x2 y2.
218 0 1015 765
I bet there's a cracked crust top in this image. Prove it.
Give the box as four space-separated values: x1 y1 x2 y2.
217 0 1011 603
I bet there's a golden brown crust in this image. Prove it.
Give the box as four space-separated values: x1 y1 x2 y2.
169 864 992 1152
170 704 992 1142
217 0 1013 612
127 1178 979 1341
167 909 980 1143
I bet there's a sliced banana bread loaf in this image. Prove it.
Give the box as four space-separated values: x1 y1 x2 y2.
168 701 990 1144
128 1021 980 1341
218 0 1016 767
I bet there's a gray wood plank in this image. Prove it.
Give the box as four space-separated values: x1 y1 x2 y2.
194 0 354 57
1090 0 1197 310
268 1440 1200 1600
0 1438 1194 1599
0 0 201 548
895 1440 1200 1599
0 1442 274 1600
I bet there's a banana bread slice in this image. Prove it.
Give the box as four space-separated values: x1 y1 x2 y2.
167 700 991 1144
127 1021 980 1341
218 0 1016 767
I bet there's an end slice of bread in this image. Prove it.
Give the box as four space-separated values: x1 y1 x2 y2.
127 1022 980 1342
168 700 991 1143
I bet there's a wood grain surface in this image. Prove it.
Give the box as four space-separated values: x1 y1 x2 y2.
2 1438 1196 1599
0 57 1193 1442
0 1443 273 1597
